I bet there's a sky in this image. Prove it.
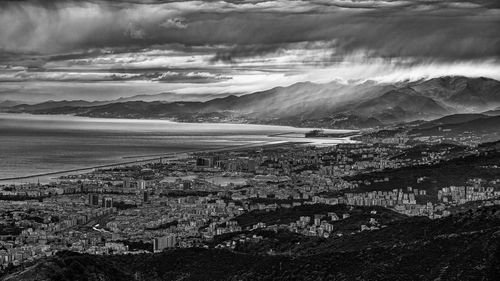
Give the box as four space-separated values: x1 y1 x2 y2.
0 0 499 102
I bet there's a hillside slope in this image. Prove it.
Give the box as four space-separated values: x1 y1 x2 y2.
4 76 500 128
3 206 499 281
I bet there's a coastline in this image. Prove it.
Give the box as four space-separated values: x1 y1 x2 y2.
0 112 358 133
0 140 293 184
0 113 358 184
0 137 357 184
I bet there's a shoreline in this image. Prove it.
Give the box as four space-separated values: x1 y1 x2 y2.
0 140 293 183
0 112 358 134
0 113 358 184
1 136 356 183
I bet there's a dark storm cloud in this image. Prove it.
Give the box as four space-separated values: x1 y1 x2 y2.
0 0 499 65
199 9 499 63
0 67 231 83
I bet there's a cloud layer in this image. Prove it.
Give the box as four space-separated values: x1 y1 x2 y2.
0 0 499 102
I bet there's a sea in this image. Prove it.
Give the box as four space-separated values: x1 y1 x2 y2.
0 113 354 184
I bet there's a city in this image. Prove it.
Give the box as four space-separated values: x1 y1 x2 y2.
2 128 499 272
1 0 500 280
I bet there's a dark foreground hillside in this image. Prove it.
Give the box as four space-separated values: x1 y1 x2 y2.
2 206 500 281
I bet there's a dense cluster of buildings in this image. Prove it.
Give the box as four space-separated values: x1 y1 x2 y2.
1 135 499 270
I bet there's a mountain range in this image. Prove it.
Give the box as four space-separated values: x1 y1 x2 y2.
0 100 22 108
2 76 500 129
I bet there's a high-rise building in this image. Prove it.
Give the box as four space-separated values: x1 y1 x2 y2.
196 156 219 167
182 181 192 190
102 197 113 208
153 234 176 252
247 159 257 172
196 157 209 167
137 180 146 190
123 177 131 189
88 194 99 206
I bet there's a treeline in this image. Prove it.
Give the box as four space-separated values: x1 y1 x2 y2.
0 195 45 201
346 151 500 196
233 204 406 229
159 190 215 198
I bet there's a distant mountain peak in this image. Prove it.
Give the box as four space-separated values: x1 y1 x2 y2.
5 75 500 129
